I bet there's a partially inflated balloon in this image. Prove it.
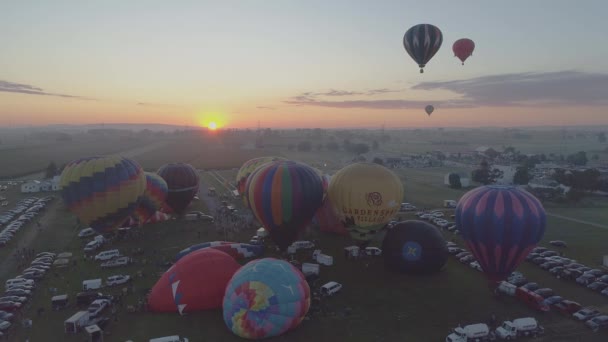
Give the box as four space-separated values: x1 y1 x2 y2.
223 258 310 339
403 24 443 73
60 156 146 233
456 185 546 285
175 241 263 262
132 172 168 226
452 38 475 65
236 157 286 207
382 220 448 274
425 105 434 116
314 197 348 236
157 163 199 214
149 249 240 314
246 161 324 250
328 163 403 243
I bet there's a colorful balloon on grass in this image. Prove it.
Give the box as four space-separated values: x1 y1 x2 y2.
455 185 546 285
132 172 168 225
246 161 324 250
149 249 240 314
223 258 310 339
328 163 403 243
157 163 199 214
382 220 448 274
59 156 146 233
403 24 443 73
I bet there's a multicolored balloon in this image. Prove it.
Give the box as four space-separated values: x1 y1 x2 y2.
452 38 475 65
403 23 443 73
175 241 264 262
246 161 324 250
425 105 434 116
313 197 348 236
328 163 404 243
59 156 146 233
236 156 286 205
382 220 448 274
132 172 168 226
157 163 199 214
223 258 310 339
455 185 546 285
149 249 240 314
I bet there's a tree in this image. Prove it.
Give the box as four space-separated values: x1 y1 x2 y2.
351 143 370 155
566 151 588 166
598 132 606 143
372 157 384 165
325 141 339 151
448 173 462 189
513 166 531 185
297 141 312 152
372 140 379 150
471 159 502 185
45 162 58 179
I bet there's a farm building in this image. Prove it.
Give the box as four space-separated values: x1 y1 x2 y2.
21 180 41 193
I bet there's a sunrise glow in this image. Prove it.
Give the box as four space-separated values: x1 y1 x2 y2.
208 122 217 130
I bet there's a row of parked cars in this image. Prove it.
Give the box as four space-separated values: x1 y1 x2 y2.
0 196 54 247
0 251 58 338
525 246 608 297
415 210 458 232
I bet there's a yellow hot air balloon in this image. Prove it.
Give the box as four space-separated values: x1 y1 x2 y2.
328 163 404 242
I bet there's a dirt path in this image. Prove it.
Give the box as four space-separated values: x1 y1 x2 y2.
546 212 608 230
0 200 60 281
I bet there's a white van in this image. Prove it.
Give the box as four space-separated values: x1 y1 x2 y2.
149 335 189 342
291 241 315 250
320 281 342 296
82 279 103 291
78 227 95 238
94 249 120 261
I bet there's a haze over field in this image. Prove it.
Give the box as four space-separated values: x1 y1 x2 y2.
2 0 608 129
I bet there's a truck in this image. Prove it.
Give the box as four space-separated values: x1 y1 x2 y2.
495 317 544 339
316 253 334 266
301 263 320 276
446 323 495 342
64 311 90 333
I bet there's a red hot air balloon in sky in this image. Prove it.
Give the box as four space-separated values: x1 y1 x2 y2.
452 38 475 65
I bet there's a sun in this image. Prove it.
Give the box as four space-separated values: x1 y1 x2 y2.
208 122 218 130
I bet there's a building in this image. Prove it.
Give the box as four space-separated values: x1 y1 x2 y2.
444 173 471 188
493 165 517 185
21 180 41 193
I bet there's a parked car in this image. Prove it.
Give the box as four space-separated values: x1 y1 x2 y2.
584 269 605 277
554 300 582 315
4 289 31 297
0 296 26 304
364 247 382 256
598 275 608 283
508 277 528 287
540 261 561 270
560 268 583 280
0 320 11 331
542 295 563 306
101 256 133 268
601 288 608 297
88 299 111 317
540 251 558 257
549 240 567 247
469 261 482 272
106 275 131 286
459 255 475 264
0 302 21 312
532 247 548 253
566 263 585 269
448 247 464 255
526 253 540 261
587 282 608 292
576 274 596 286
534 288 554 299
78 227 96 238
455 251 470 259
520 282 539 291
532 257 547 265
0 311 14 322
549 266 564 276
573 307 601 321
586 315 608 332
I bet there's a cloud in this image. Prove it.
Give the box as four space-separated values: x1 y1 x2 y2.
284 71 608 109
412 71 608 107
137 102 179 108
256 106 276 110
0 80 92 99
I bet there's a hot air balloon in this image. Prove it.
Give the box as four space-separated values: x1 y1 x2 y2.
175 241 264 262
149 249 240 314
328 163 403 244
382 220 448 274
157 163 199 214
246 161 324 250
223 258 310 339
455 185 546 286
425 105 434 116
313 197 348 236
403 24 443 73
60 156 146 233
132 172 168 226
236 157 286 205
452 38 475 65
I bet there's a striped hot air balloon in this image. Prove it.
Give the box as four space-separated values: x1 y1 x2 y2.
59 156 146 233
157 163 199 214
246 161 324 250
236 156 286 208
132 172 168 226
223 258 310 339
455 185 546 286
403 23 443 73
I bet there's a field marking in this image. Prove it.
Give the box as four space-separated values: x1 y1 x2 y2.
546 212 608 230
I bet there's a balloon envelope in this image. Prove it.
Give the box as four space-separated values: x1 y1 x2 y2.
455 185 546 284
157 163 199 214
328 163 403 242
59 156 146 233
382 220 448 274
452 38 475 64
175 241 263 262
425 105 434 116
246 161 324 250
133 172 168 225
149 249 240 314
236 156 286 207
223 258 310 339
403 24 443 73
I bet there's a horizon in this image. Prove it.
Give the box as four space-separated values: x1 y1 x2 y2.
2 1 608 128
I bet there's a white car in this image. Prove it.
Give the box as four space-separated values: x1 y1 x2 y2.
84 240 103 252
101 257 132 268
88 299 111 317
469 261 483 272
106 275 131 286
364 247 382 256
0 320 11 331
78 228 96 238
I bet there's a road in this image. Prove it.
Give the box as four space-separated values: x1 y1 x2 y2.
547 212 608 230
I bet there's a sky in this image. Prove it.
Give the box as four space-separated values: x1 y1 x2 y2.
1 0 608 129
